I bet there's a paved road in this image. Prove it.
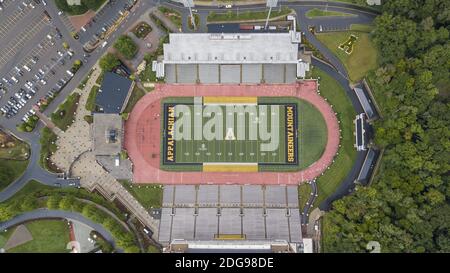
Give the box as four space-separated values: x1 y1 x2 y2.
301 179 317 225
0 0 159 202
0 208 119 251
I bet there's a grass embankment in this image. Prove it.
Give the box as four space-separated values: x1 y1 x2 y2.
0 131 30 191
119 181 163 209
5 220 70 253
85 85 99 112
315 27 377 82
123 86 147 114
39 127 58 172
51 92 81 131
306 8 356 18
311 68 357 209
158 6 182 29
0 160 28 191
207 7 292 22
298 183 313 209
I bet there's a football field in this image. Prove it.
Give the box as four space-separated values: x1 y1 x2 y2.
161 96 326 172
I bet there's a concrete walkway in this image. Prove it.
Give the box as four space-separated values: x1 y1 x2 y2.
51 65 101 171
71 151 159 240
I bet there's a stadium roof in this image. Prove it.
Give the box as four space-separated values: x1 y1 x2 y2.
354 87 376 119
96 72 134 114
357 148 379 185
163 33 300 64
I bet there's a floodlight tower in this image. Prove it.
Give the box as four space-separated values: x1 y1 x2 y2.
182 0 197 30
265 0 278 30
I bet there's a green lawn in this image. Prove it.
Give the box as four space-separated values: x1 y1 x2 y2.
316 29 378 82
306 8 355 18
7 220 70 253
158 6 182 29
298 99 327 169
0 131 30 160
96 70 105 85
298 183 312 210
0 159 28 191
207 7 292 22
85 85 99 112
39 127 58 172
123 86 147 114
78 68 94 89
139 63 157 82
0 228 14 249
312 68 357 208
350 24 375 32
51 92 81 131
119 181 163 209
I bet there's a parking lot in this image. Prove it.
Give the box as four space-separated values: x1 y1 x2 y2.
0 0 81 124
77 0 136 45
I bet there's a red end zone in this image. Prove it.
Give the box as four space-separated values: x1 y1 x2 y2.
124 82 340 185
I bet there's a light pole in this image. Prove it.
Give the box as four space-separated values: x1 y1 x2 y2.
265 0 278 30
182 0 197 30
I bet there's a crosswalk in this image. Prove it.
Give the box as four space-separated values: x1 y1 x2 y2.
59 13 76 33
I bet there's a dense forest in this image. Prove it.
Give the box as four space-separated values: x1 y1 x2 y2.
323 0 450 252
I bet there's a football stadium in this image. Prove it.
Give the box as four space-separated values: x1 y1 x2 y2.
161 96 327 172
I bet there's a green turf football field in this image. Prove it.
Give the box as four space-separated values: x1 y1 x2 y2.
161 97 327 171
173 103 288 164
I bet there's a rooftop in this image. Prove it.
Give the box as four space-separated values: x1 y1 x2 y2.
93 113 123 156
95 72 134 114
163 33 299 64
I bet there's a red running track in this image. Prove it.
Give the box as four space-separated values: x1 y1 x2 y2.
124 82 340 185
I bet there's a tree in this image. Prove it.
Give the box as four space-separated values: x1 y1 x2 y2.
99 53 120 72
20 196 38 211
113 35 138 60
323 1 450 253
59 196 75 211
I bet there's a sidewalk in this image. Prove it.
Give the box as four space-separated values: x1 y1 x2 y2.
35 110 63 135
51 64 102 171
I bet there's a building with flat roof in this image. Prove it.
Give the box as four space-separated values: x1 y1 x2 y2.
92 113 123 156
92 113 132 180
95 72 134 114
154 31 309 84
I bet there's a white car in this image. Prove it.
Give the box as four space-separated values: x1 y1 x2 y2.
23 65 31 72
40 79 47 85
58 11 63 16
101 41 108 48
225 4 232 8
42 0 47 6
66 70 74 77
